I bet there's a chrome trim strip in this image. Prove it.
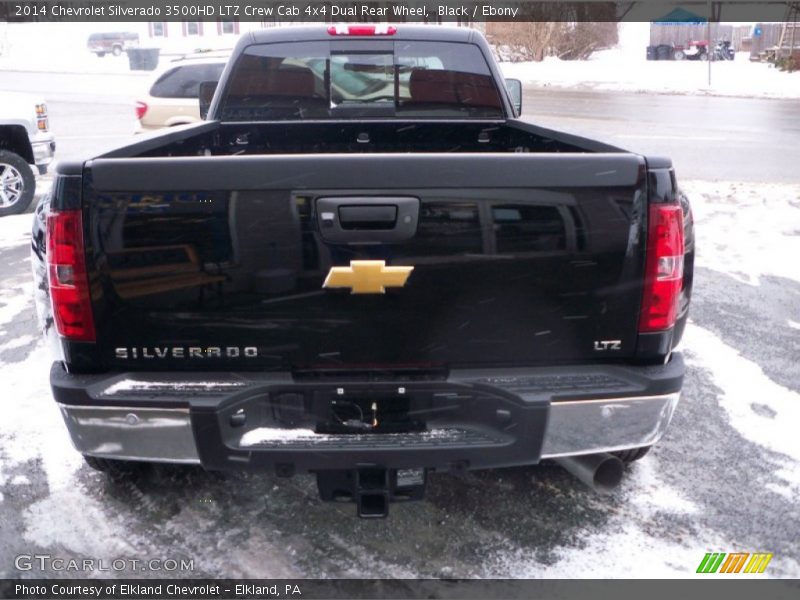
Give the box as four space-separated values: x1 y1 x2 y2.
540 392 681 458
57 403 200 464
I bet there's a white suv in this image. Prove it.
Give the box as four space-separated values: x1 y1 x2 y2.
136 55 227 130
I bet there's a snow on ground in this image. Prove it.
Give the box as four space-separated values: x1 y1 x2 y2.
0 278 33 332
500 23 800 99
0 339 142 557
681 181 800 286
683 324 800 475
482 458 731 578
0 341 82 492
0 213 33 250
0 333 35 352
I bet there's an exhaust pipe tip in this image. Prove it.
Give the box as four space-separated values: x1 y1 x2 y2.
555 452 624 493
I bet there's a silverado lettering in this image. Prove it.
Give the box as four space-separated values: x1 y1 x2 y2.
114 347 258 359
33 25 694 518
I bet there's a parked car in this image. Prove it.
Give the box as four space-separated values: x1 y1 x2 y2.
136 55 227 130
0 92 55 216
87 32 139 57
34 26 694 518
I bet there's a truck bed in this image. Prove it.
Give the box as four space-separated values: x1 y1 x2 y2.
118 119 622 158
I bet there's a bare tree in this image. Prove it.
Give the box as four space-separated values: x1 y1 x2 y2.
487 21 619 63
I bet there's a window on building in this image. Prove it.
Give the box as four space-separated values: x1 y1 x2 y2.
150 22 167 38
185 22 202 36
219 21 238 35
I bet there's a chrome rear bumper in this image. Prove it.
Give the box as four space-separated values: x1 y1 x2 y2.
57 392 680 465
541 392 680 458
58 405 200 464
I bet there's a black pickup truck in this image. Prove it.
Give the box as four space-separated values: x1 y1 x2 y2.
33 25 693 517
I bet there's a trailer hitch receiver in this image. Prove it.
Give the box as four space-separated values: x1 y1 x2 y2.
316 466 427 518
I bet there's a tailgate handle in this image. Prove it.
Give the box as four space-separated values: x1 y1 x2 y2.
339 205 397 229
317 196 419 244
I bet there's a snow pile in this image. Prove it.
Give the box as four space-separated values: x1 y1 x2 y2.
102 379 245 395
681 181 800 285
240 428 327 446
239 427 463 447
501 24 800 99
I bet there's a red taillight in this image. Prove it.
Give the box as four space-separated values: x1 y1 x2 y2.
135 101 148 120
327 24 397 36
47 210 96 342
639 204 684 333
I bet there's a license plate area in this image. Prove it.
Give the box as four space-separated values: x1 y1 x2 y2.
214 382 529 454
320 389 425 434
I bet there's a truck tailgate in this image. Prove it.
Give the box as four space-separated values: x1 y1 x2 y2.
83 153 647 372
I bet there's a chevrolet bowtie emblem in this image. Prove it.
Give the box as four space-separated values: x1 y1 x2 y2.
323 260 414 294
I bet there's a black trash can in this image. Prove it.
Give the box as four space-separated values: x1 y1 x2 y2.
656 44 674 61
126 48 143 70
646 46 657 61
127 48 160 71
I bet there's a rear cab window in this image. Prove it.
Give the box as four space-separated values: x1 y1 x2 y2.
220 40 504 120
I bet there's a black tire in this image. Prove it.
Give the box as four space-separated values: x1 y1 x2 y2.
674 50 686 61
612 446 651 464
95 51 105 58
83 455 147 481
112 45 122 57
0 150 36 217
